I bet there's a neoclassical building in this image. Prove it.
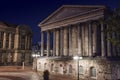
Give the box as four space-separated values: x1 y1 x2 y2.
38 5 120 80
0 22 32 66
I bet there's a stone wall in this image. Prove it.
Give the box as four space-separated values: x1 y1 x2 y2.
37 58 120 80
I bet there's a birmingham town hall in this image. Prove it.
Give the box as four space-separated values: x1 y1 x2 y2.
37 5 120 80
0 22 32 66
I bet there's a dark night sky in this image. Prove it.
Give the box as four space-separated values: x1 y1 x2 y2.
0 0 119 44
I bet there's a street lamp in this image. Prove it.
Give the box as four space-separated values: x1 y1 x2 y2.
73 56 83 80
32 52 40 71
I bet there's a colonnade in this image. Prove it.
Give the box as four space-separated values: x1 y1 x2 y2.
41 21 119 58
0 31 31 49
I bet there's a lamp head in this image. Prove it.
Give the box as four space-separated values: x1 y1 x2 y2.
73 56 83 60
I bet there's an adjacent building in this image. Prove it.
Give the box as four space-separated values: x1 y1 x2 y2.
0 22 32 66
38 5 120 80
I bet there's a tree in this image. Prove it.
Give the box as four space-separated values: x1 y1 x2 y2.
104 8 120 46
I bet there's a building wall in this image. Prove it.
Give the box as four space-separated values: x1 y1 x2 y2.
37 58 120 80
0 22 32 66
38 5 120 80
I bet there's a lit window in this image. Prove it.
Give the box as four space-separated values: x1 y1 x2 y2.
90 67 96 77
79 66 83 75
69 65 72 73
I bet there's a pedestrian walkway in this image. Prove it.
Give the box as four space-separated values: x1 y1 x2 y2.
0 66 32 72
37 71 76 80
0 66 80 80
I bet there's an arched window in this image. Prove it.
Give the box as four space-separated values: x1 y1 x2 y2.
90 67 96 77
51 64 54 72
69 65 72 73
59 64 63 74
44 63 47 70
79 66 83 75
39 62 41 69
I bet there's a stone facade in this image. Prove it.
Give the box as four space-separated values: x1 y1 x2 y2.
38 5 120 80
0 22 32 66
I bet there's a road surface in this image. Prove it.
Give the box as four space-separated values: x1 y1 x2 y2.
0 71 42 80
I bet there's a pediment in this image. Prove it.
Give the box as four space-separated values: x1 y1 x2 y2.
39 5 105 26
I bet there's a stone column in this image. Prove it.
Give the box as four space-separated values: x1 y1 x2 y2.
15 34 19 49
60 28 63 56
107 25 112 57
72 26 77 55
88 22 93 57
69 26 72 56
81 25 85 56
101 22 107 57
92 23 97 56
63 27 68 56
112 32 117 56
56 29 60 56
41 31 44 56
3 32 6 49
47 31 50 56
9 33 12 49
78 24 82 56
53 29 56 56
19 35 21 49
84 24 89 56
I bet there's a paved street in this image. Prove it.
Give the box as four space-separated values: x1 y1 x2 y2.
0 71 41 80
0 66 77 80
0 66 42 80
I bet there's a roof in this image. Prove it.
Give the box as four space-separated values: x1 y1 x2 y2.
38 5 106 27
0 21 17 28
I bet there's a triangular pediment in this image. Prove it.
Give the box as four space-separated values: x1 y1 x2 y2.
39 5 105 26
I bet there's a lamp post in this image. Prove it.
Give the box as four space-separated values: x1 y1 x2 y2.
32 52 40 72
73 56 83 80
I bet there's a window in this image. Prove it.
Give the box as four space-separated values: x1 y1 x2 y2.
51 64 54 72
69 65 72 73
21 36 25 49
11 33 15 49
0 32 3 48
6 33 9 48
39 62 41 69
90 67 96 77
44 63 47 70
21 53 25 62
0 42 2 48
79 66 83 75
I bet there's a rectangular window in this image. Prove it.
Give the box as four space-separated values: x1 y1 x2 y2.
11 33 14 49
0 32 3 48
6 33 9 48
